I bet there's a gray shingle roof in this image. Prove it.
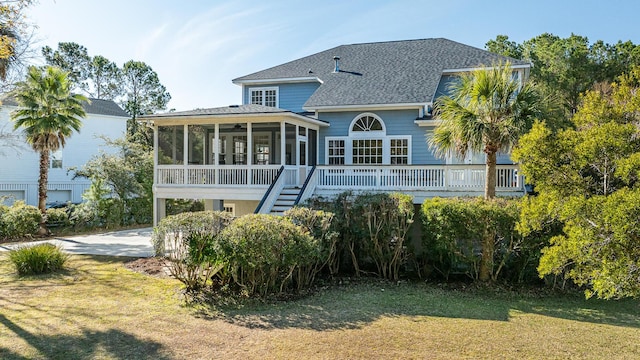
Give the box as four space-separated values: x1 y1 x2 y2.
140 104 292 118
233 38 530 108
2 97 129 117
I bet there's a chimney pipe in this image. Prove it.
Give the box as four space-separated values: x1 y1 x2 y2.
333 56 340 73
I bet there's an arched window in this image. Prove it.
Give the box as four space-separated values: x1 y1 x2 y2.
326 113 410 165
349 113 386 134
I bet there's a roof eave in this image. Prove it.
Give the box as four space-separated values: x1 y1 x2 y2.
442 63 531 74
303 102 427 113
141 111 330 127
232 76 323 86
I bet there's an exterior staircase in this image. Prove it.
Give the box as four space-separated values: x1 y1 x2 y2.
270 186 300 215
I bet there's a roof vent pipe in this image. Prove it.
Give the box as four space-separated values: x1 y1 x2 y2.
333 56 340 73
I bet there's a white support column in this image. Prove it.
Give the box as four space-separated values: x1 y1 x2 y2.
155 198 166 226
280 122 286 165
183 124 189 184
247 122 252 185
153 125 158 187
214 123 219 185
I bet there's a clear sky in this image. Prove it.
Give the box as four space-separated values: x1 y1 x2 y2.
25 0 640 111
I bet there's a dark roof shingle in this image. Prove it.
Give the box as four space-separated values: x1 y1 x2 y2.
233 38 530 108
140 104 292 118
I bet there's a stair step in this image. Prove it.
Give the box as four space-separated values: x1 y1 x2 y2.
277 194 298 201
271 205 292 212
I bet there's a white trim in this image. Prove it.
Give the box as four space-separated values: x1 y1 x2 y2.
348 112 386 136
148 112 330 127
414 119 442 126
442 63 531 74
233 76 322 85
304 102 426 112
325 135 412 165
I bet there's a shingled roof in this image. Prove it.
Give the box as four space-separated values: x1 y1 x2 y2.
233 38 530 109
139 104 329 126
2 97 129 118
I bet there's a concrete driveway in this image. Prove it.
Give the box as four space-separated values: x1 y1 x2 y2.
0 228 155 258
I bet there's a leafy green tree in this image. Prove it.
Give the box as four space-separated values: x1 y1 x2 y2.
430 62 539 282
522 33 594 116
11 66 87 235
514 67 640 298
121 60 171 140
42 42 91 91
0 0 34 81
485 35 523 59
86 55 122 100
74 136 153 226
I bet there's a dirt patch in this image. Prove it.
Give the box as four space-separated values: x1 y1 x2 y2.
125 257 171 278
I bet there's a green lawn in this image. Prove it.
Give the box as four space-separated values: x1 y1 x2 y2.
0 255 638 359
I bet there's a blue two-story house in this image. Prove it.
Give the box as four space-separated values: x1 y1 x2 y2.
145 38 530 223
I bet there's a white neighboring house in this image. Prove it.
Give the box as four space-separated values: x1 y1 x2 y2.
0 98 129 206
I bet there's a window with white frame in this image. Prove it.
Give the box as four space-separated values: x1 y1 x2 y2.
249 87 278 107
51 149 62 169
390 138 409 164
325 113 411 165
352 139 383 164
328 139 345 165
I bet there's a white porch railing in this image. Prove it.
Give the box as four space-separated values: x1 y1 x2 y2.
315 165 522 191
156 164 523 192
157 165 298 187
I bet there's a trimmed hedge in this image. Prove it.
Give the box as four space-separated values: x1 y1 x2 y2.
0 201 41 240
420 197 545 282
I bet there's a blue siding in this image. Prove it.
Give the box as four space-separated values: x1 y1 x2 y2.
434 74 460 100
243 82 320 113
317 110 444 165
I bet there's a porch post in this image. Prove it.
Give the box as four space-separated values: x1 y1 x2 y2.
247 122 252 185
280 122 286 165
153 125 158 187
214 123 219 185
183 124 188 184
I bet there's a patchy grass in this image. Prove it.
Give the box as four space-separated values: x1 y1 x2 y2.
0 255 638 359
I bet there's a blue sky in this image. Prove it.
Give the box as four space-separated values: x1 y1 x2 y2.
26 0 640 111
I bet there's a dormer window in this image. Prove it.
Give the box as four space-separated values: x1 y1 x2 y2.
250 87 278 107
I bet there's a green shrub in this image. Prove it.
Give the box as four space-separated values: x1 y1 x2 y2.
152 210 234 256
218 214 319 297
1 201 41 239
9 243 69 275
45 208 71 229
152 211 234 291
304 192 414 280
284 206 337 282
0 204 8 239
421 197 525 281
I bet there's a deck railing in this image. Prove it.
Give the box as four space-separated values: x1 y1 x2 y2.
157 165 298 187
156 164 522 192
315 165 521 191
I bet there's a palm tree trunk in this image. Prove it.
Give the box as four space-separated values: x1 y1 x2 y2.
484 151 497 200
37 150 50 236
479 150 497 282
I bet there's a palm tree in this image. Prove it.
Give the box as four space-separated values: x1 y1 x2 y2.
430 62 539 199
429 62 539 282
11 66 87 235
